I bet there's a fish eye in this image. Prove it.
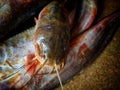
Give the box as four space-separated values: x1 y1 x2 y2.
50 6 58 12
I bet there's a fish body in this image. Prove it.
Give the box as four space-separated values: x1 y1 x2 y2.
0 28 35 89
71 0 97 39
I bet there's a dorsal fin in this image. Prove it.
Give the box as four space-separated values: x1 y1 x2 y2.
34 17 38 24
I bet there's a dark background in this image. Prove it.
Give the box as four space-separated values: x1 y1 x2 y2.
57 0 120 90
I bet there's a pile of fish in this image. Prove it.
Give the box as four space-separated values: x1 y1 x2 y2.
0 0 120 90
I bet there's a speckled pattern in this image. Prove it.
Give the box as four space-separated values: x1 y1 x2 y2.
56 0 120 90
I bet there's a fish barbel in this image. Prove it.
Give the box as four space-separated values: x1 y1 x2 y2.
33 1 70 89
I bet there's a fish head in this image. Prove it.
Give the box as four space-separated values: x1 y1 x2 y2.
34 1 70 65
34 25 70 65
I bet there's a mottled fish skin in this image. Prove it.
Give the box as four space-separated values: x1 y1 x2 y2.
38 11 120 90
0 0 52 40
0 27 36 89
71 0 97 39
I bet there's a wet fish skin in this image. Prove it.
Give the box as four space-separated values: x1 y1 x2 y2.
0 1 119 90
0 0 52 40
71 0 97 39
39 10 120 90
